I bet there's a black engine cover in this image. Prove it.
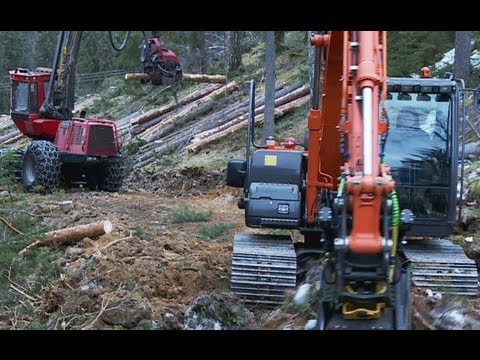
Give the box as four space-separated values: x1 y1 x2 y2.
246 183 301 228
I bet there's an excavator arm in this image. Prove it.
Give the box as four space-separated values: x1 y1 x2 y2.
308 31 394 253
227 31 415 330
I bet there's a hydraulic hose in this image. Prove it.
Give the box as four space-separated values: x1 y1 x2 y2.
389 190 400 282
108 31 131 51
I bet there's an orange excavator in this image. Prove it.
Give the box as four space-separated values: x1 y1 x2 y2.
227 31 478 329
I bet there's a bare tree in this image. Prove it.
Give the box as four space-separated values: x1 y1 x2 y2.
275 31 285 53
454 31 472 84
262 31 276 145
227 31 244 72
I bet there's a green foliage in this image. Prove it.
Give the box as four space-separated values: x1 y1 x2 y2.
168 206 212 223
0 239 62 304
468 180 480 201
122 138 148 175
388 31 455 77
131 225 154 242
198 222 235 242
133 319 154 330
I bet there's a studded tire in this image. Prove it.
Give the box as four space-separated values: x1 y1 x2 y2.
22 140 60 193
99 161 123 192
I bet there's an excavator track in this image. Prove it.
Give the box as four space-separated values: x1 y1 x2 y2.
402 238 478 297
231 233 297 307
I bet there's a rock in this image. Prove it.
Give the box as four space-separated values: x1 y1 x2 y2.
0 190 9 198
100 298 152 329
304 319 317 330
81 237 94 248
59 200 73 213
161 312 183 330
71 211 81 222
293 284 312 306
430 301 477 330
79 282 104 297
183 293 253 330
65 246 84 258
425 289 442 301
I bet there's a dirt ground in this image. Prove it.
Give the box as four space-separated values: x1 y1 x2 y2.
1 167 480 329
13 183 248 330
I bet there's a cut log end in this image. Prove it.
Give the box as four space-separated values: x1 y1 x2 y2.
103 220 113 234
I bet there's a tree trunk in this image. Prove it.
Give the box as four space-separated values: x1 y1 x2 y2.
19 220 113 255
262 31 276 146
227 31 244 72
198 32 208 73
454 31 472 84
275 31 285 53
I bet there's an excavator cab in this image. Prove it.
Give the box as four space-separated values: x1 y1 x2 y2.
383 76 460 237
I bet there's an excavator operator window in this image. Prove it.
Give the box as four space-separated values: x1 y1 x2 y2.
384 90 451 220
11 82 29 114
29 83 37 112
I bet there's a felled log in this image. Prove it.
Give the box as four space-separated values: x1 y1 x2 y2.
125 72 227 84
19 220 113 255
182 73 227 84
138 81 238 142
132 82 306 168
187 95 310 153
130 83 222 127
0 130 21 145
192 84 310 143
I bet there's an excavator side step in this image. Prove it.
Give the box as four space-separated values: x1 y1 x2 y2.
231 233 297 307
402 238 478 297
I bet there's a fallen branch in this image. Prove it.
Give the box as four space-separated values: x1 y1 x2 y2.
81 284 123 330
100 232 133 251
413 310 436 330
19 220 113 255
9 284 38 303
0 215 23 235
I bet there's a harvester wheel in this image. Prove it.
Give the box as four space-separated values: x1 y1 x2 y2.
22 140 60 193
99 161 123 192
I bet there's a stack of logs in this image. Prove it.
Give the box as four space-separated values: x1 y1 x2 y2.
127 80 310 169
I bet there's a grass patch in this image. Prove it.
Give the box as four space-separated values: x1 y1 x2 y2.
198 222 235 242
130 225 154 242
0 239 63 305
168 206 212 223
